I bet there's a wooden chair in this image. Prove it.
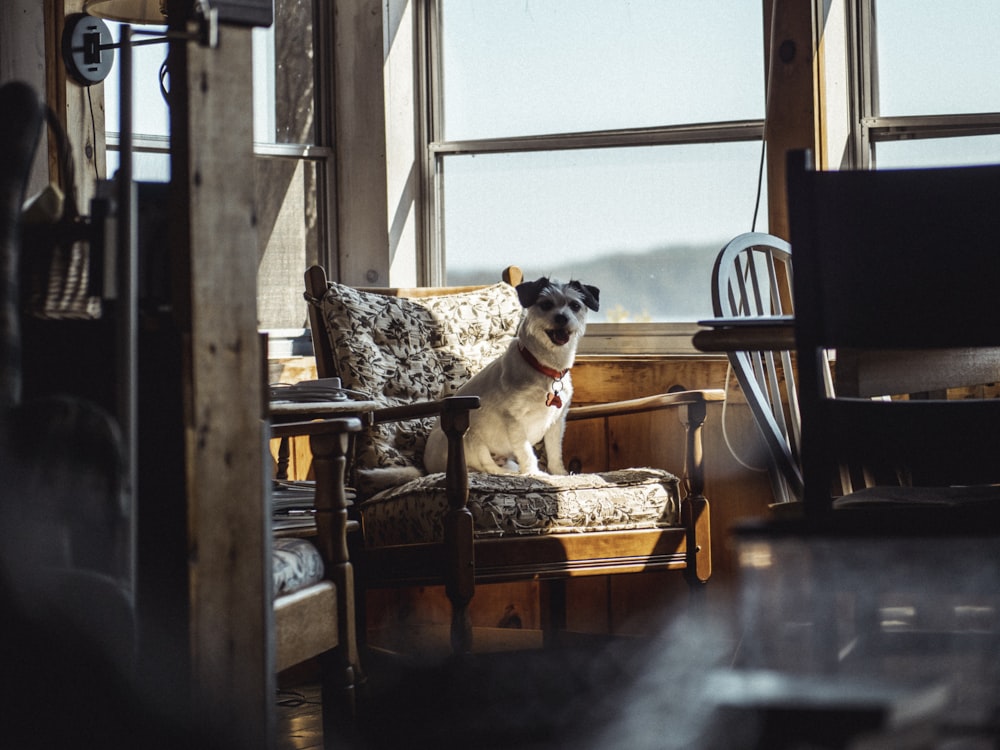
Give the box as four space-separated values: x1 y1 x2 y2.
786 149 1000 522
730 153 1000 684
711 232 804 507
303 264 725 655
270 416 363 747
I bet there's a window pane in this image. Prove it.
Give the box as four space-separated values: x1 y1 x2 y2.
440 0 765 140
255 157 321 329
874 0 1000 116
107 150 170 182
875 134 1000 168
442 142 767 322
252 0 316 145
103 23 169 138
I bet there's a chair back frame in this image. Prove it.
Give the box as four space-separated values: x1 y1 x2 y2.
786 149 1000 516
711 232 803 505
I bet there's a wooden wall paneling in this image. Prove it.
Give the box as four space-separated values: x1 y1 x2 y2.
610 571 690 635
606 410 687 473
569 356 777 592
571 356 718 404
44 0 105 208
565 576 612 634
366 581 543 654
562 417 607 473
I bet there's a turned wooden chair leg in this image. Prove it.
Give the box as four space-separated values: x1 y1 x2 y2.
680 400 712 590
310 420 362 743
441 402 475 657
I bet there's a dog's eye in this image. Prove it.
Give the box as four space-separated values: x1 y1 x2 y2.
569 301 581 313
539 300 555 311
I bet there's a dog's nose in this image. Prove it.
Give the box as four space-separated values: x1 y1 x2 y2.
554 313 568 326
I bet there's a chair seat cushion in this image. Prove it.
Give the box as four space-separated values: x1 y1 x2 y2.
359 468 681 547
833 484 1000 508
273 537 325 597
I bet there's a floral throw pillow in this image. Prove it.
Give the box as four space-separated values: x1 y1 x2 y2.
318 281 523 470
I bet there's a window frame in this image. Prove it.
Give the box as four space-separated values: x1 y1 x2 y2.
851 0 1000 169
417 0 768 355
252 0 337 335
103 3 338 339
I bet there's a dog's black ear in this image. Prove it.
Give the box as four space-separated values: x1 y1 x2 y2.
571 281 600 312
516 277 549 308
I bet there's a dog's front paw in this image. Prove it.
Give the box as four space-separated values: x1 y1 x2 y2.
518 462 543 476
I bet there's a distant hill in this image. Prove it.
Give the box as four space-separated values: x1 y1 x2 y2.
448 243 721 322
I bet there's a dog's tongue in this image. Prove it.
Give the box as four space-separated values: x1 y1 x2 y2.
549 329 571 346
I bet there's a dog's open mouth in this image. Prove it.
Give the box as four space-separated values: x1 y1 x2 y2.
547 329 571 346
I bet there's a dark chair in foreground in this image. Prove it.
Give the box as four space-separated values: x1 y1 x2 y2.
786 149 1000 521
732 152 1000 691
303 265 724 656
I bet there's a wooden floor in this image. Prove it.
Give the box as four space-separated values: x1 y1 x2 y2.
275 634 687 750
276 681 325 750
276 609 1000 750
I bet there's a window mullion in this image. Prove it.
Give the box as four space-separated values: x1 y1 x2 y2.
430 120 766 157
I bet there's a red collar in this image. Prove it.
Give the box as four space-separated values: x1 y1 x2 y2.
518 344 569 381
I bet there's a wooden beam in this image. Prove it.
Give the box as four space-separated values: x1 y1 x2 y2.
169 15 272 750
44 0 106 207
763 0 820 241
332 0 390 286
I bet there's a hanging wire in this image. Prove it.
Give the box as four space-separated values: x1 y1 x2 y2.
752 0 780 232
720 361 767 473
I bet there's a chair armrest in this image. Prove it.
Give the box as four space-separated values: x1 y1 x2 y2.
371 396 480 424
567 389 725 504
271 415 364 439
566 389 725 421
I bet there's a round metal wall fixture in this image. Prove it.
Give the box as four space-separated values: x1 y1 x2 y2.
62 13 115 86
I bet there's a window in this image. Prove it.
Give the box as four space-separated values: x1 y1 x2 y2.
251 0 333 333
425 1 768 328
858 0 1000 169
104 22 171 182
104 1 333 333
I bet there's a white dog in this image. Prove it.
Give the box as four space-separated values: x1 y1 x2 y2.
423 276 600 475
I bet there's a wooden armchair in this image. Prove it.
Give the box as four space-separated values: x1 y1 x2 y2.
270 416 362 747
303 264 724 656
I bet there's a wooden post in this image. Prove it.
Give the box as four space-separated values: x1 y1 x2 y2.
762 0 819 241
331 0 390 286
168 10 271 749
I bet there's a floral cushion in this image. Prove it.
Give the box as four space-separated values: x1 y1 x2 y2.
317 281 523 471
272 537 325 597
359 468 682 545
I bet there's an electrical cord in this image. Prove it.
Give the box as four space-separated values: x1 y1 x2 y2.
723 0 779 471
720 361 767 473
